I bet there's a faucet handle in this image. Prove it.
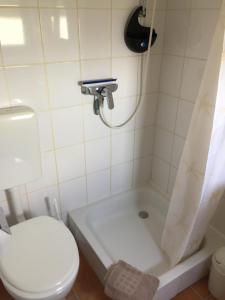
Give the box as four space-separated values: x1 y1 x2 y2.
104 88 114 110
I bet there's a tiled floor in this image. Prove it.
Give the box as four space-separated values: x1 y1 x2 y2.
0 252 216 300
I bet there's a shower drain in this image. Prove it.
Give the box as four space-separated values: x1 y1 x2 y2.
138 210 149 219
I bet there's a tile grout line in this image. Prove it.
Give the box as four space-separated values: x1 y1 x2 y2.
36 0 63 219
149 0 167 187
164 0 192 196
75 2 89 207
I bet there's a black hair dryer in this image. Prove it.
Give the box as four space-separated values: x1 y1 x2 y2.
124 6 157 53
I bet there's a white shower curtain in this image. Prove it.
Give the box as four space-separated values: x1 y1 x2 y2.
161 0 225 266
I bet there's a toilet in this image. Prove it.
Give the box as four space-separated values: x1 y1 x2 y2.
0 106 79 300
0 216 79 300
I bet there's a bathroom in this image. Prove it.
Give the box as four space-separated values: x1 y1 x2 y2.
0 0 225 299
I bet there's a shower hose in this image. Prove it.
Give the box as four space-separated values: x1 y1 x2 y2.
98 0 157 129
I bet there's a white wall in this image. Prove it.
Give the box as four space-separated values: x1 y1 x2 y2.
0 0 166 223
150 0 221 199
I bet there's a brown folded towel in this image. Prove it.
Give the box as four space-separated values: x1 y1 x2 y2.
104 260 159 300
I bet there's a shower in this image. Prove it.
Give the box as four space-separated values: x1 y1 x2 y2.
80 0 158 128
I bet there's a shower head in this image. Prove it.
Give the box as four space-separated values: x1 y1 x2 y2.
124 6 157 53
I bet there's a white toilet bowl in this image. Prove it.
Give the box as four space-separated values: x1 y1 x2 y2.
0 216 79 300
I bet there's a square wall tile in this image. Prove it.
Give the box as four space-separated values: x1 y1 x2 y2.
172 135 185 168
40 8 79 62
85 138 110 174
0 8 43 65
112 9 135 57
112 57 139 98
87 169 110 203
164 10 189 56
175 100 193 138
0 69 10 107
145 55 162 94
112 0 139 9
191 0 222 9
160 55 184 97
56 144 85 182
147 0 167 10
77 0 110 8
84 104 110 140
27 151 57 192
134 127 154 159
78 9 111 59
112 131 134 165
150 11 165 55
60 177 87 214
52 106 83 148
81 59 111 81
6 65 48 111
0 0 38 6
133 156 152 187
154 128 173 163
151 157 170 193
135 94 158 129
39 0 76 7
156 94 178 132
180 58 205 102
186 10 219 59
29 185 59 217
167 0 191 9
37 112 54 152
47 62 81 108
111 162 133 194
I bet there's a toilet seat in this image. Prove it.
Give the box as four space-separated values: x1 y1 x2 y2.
1 266 76 300
0 216 79 295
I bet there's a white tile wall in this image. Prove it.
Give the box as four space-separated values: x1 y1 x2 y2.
40 8 79 62
6 65 48 110
52 106 83 148
47 62 81 108
0 0 166 222
56 144 85 182
186 10 219 59
160 55 184 97
0 8 43 65
78 9 111 60
87 169 110 203
85 138 110 174
164 10 189 56
59 177 87 217
111 162 133 194
151 0 220 198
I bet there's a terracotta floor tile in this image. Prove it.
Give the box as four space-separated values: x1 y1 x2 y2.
66 289 80 300
173 288 201 300
0 281 14 300
191 277 210 298
206 295 218 300
73 254 110 300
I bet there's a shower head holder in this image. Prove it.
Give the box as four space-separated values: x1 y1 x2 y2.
124 6 157 53
79 78 118 115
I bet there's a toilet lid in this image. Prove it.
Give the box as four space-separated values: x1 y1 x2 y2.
0 216 79 293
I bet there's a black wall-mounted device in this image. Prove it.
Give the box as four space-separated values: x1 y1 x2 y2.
124 6 157 53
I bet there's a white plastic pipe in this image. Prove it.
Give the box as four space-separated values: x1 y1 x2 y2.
5 187 25 223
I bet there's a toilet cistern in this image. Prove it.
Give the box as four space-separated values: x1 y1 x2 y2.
0 106 42 223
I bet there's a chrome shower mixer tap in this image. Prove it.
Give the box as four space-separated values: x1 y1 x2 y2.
79 78 118 115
